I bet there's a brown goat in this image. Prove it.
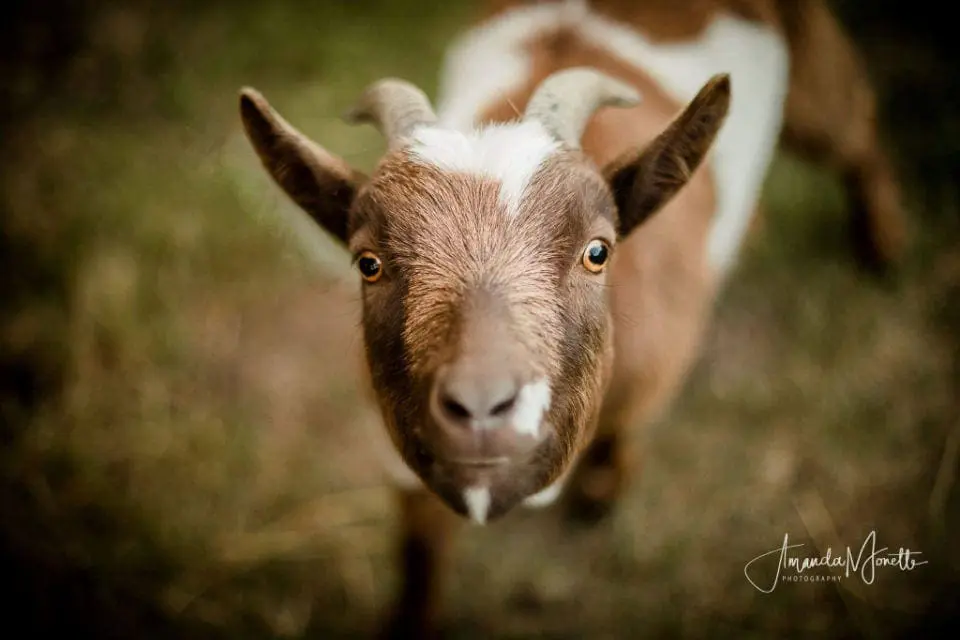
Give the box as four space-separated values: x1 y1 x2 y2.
238 0 905 635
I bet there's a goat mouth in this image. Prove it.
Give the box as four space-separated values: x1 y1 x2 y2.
446 456 510 469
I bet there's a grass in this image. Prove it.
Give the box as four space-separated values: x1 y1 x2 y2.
1 1 958 637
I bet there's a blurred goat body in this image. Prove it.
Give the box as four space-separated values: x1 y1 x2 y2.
429 0 905 514
239 0 905 636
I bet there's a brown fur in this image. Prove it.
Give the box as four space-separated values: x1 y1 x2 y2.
476 21 728 523
482 0 782 40
481 0 906 267
240 89 363 241
381 489 462 639
774 0 906 267
347 153 618 521
239 1 906 635
474 0 906 526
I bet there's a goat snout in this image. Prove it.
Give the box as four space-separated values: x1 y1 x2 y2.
428 364 551 461
438 368 518 424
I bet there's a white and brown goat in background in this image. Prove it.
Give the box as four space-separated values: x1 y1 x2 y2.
238 0 905 635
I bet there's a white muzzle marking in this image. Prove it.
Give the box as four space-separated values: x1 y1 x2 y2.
511 377 551 438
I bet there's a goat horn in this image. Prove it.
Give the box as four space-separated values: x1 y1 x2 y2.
344 78 437 147
524 67 641 147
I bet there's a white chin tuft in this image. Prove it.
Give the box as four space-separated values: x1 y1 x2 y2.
463 486 491 524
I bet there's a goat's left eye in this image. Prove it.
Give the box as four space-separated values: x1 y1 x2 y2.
357 251 383 283
582 239 611 273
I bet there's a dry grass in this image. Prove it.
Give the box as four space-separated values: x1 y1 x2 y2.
1 1 957 638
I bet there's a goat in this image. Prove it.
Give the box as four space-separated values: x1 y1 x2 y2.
238 0 905 635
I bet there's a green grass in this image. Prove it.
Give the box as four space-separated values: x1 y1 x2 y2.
2 1 957 637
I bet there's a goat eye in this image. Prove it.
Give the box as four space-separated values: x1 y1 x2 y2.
357 251 383 283
582 239 611 273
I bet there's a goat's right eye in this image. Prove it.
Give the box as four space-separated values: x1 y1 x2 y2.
357 251 383 283
581 238 611 273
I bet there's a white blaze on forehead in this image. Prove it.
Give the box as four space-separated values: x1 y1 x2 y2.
512 377 551 438
463 485 491 524
406 121 560 217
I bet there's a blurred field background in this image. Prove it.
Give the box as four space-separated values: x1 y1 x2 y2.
1 0 958 637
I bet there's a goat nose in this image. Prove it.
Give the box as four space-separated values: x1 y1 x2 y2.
435 369 519 425
428 365 549 461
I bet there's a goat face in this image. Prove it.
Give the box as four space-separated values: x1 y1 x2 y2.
239 68 730 522
350 143 616 522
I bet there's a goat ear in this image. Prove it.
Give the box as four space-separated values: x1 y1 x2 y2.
239 87 364 243
604 74 730 238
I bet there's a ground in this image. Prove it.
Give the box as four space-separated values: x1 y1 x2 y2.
1 1 958 638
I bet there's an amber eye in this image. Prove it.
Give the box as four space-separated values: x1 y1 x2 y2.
582 239 611 273
356 251 383 283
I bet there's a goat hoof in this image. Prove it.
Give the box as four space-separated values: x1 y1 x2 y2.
562 465 622 526
564 490 617 525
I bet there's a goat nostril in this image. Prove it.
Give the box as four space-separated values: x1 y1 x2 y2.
490 395 516 417
434 373 521 426
442 397 472 421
